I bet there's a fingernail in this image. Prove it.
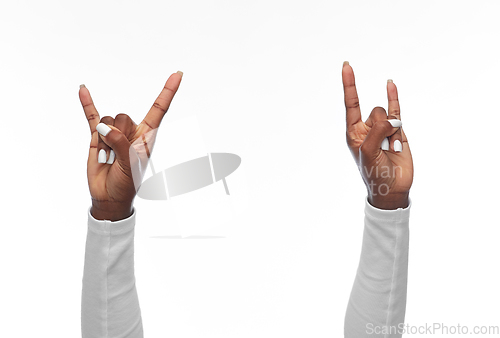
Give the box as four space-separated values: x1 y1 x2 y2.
80 84 86 89
343 61 349 67
387 79 393 83
388 119 402 128
394 140 402 152
107 150 115 164
381 137 389 151
96 123 112 136
98 149 107 163
177 71 183 77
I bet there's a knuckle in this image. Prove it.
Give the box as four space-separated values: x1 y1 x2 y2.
367 112 386 126
100 116 113 123
383 120 393 130
370 107 387 120
163 85 175 93
153 102 166 112
107 130 122 144
345 98 360 109
142 119 154 129
389 107 400 115
359 142 370 155
87 114 99 122
373 106 387 114
98 142 110 149
373 121 390 133
115 113 129 121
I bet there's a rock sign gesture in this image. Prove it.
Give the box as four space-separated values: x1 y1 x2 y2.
79 71 183 220
342 62 413 210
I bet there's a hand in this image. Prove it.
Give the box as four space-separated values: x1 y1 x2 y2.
79 71 183 220
342 62 413 210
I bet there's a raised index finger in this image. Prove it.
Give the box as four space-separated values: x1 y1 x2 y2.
342 62 362 127
79 85 100 134
142 71 183 130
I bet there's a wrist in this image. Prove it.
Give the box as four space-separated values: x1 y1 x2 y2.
91 199 134 221
368 191 409 210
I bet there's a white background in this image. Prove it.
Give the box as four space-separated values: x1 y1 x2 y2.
1 0 499 336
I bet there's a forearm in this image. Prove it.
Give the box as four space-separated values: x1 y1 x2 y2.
344 197 411 338
82 208 143 338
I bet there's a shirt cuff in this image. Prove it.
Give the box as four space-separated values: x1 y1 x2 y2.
365 196 411 222
87 207 136 235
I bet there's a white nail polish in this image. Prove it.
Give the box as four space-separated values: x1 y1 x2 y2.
96 123 112 136
381 138 389 151
388 119 402 128
107 150 115 164
394 140 403 152
98 149 107 163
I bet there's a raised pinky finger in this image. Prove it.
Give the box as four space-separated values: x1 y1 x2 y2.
387 79 403 152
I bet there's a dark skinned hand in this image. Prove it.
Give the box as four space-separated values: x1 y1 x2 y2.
79 71 183 220
342 62 413 210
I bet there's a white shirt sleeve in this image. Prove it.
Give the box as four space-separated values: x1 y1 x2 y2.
344 197 411 338
81 208 144 338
